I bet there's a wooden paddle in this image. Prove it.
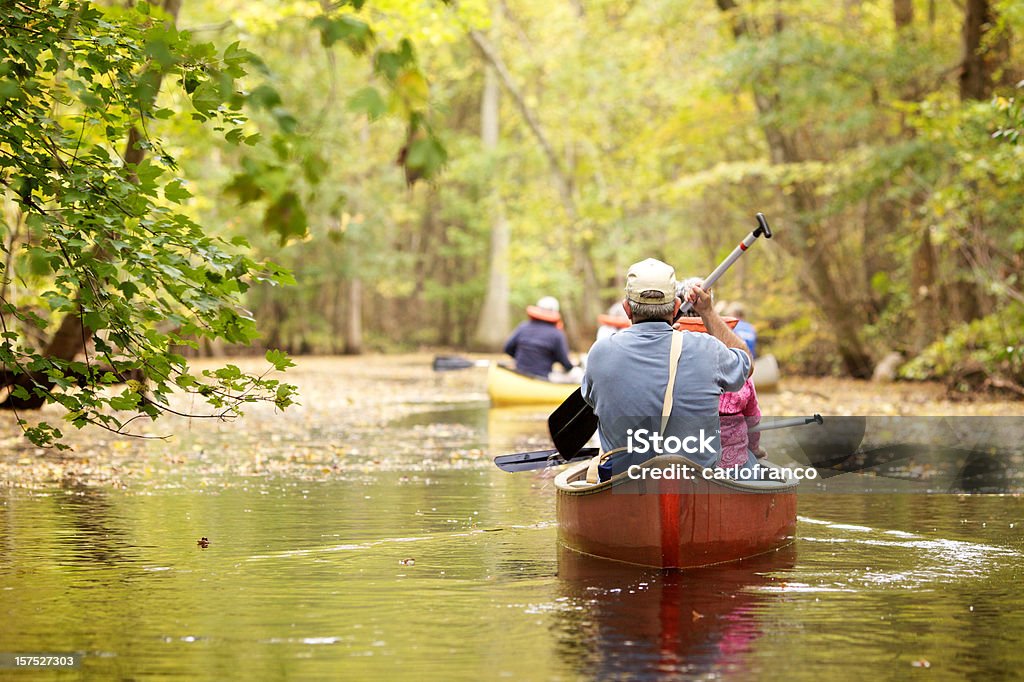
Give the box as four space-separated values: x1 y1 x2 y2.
547 213 773 458
497 412 823 473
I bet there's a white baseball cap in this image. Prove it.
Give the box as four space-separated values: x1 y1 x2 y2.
625 258 677 305
535 296 560 312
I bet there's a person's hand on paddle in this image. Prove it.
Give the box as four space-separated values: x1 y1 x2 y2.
685 282 753 372
685 283 714 316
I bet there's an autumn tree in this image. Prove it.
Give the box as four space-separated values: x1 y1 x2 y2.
0 0 444 446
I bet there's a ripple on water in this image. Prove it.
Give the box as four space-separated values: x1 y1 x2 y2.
797 515 1019 589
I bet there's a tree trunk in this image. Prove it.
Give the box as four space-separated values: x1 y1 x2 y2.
468 27 600 345
910 227 942 352
893 0 913 28
471 26 511 351
889 0 948 351
960 0 996 101
955 0 1008 322
343 278 362 355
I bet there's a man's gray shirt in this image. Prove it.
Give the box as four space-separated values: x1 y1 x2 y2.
582 320 751 467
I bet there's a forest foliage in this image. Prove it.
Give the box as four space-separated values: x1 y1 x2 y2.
1 0 1023 445
0 0 445 445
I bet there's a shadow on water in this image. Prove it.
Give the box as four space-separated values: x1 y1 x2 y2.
764 416 1024 493
54 488 138 568
552 544 797 680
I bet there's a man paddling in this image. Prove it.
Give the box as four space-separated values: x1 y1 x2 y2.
582 259 751 477
503 296 577 381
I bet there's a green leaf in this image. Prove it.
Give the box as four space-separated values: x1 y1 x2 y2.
312 16 374 53
109 391 141 411
163 179 192 203
119 281 140 300
0 79 21 104
374 40 416 82
224 172 265 204
82 310 107 331
248 84 282 110
265 349 295 371
405 135 447 178
213 364 242 380
191 80 222 115
347 86 388 120
263 191 308 244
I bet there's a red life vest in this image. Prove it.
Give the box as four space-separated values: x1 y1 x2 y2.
597 314 630 329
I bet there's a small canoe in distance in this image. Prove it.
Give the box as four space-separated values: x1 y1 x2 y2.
487 364 579 407
554 455 798 569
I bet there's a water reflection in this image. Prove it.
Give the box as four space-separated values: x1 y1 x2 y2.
384 403 554 456
55 487 137 568
553 545 796 680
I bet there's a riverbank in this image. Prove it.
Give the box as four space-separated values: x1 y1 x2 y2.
2 354 1023 489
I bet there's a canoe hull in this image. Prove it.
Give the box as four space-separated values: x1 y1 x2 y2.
487 364 579 407
555 456 797 569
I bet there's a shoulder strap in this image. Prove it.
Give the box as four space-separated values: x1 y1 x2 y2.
586 331 684 485
661 331 685 433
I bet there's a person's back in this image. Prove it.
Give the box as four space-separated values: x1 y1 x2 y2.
585 324 748 467
582 260 751 476
504 319 572 378
503 296 573 379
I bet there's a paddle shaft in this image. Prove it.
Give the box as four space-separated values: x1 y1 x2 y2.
749 414 823 433
432 355 490 371
678 213 772 315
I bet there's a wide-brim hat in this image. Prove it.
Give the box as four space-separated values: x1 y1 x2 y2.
526 306 561 323
597 314 631 329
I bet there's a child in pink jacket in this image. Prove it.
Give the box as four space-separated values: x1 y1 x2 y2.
718 380 764 469
675 278 764 469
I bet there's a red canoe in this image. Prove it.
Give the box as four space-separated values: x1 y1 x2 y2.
554 455 798 568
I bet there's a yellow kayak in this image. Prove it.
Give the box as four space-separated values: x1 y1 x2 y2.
487 364 579 407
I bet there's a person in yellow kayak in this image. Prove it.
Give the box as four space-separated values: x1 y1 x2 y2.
503 296 578 382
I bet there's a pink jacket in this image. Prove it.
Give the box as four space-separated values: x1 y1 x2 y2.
718 379 761 468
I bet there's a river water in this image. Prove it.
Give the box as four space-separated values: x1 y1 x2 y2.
2 380 1023 680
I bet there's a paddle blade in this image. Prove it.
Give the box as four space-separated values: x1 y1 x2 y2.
493 447 599 473
547 388 599 457
792 416 866 468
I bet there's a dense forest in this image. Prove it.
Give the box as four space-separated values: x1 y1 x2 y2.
1 0 1022 445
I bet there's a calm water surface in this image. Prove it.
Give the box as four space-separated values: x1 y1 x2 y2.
2 403 1023 680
